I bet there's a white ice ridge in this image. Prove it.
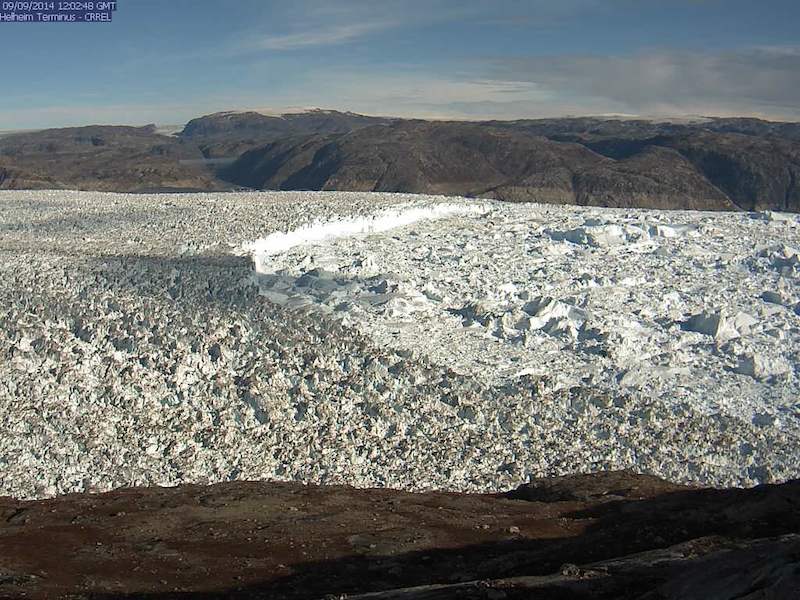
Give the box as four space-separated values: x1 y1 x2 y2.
242 203 487 272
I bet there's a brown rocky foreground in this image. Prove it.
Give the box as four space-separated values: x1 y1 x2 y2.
0 471 797 599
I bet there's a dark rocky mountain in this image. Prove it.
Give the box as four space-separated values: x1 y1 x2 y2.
0 125 230 193
652 132 800 212
701 117 800 141
580 132 800 212
180 109 394 158
220 120 738 210
493 115 800 143
220 117 800 212
491 116 685 142
2 111 799 211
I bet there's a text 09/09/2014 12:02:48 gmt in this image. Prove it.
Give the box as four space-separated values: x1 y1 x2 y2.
0 1 117 22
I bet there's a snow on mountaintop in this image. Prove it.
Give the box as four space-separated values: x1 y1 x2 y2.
208 107 365 119
1 190 798 499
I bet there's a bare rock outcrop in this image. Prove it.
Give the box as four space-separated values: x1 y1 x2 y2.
0 472 797 599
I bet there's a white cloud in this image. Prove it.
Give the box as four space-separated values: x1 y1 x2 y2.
236 0 599 54
488 47 800 120
251 20 398 51
6 44 800 128
236 0 480 53
228 67 557 120
218 44 800 122
173 46 800 122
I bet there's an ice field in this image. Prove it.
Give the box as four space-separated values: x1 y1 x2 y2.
252 201 800 428
0 190 798 498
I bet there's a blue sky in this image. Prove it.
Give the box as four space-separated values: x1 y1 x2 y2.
1 0 798 128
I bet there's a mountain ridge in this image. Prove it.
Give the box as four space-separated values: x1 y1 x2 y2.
2 110 799 211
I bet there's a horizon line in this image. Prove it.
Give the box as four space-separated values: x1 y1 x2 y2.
3 108 800 134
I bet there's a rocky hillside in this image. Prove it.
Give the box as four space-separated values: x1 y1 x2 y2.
516 124 800 212
0 471 796 599
492 115 800 142
641 132 800 212
3 112 799 210
180 109 394 158
0 125 230 193
220 121 737 210
220 119 800 212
